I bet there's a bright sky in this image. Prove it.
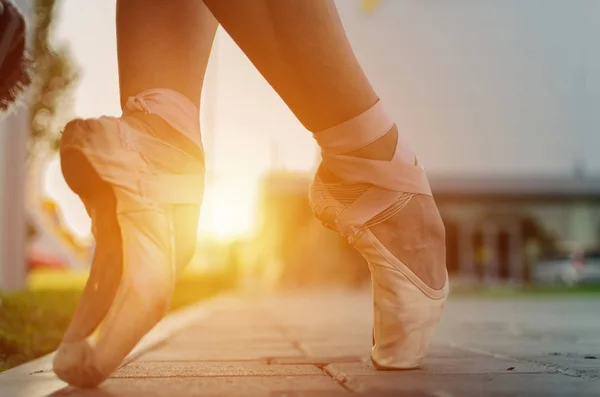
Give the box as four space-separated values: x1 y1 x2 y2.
45 0 319 241
42 0 600 241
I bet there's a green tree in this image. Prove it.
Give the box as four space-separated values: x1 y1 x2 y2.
28 0 79 160
25 0 79 244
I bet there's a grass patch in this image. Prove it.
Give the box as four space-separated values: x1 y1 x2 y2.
0 269 236 372
0 289 80 372
450 283 600 298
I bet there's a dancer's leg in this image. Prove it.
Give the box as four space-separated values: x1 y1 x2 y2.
54 0 217 387
203 0 445 287
115 0 216 263
117 0 216 109
203 0 447 369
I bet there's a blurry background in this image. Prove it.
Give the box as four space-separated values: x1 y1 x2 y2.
1 0 600 370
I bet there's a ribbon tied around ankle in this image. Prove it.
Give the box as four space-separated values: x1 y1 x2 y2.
312 100 432 241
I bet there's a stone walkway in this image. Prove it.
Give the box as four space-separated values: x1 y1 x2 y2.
3 289 600 396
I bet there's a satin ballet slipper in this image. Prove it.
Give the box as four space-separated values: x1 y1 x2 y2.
53 89 204 387
309 100 449 369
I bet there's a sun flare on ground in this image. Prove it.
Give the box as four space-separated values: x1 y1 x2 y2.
43 155 257 244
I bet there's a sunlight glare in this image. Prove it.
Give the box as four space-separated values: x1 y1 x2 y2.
43 155 92 241
43 155 257 243
198 180 256 241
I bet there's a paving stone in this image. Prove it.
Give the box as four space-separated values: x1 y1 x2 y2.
62 376 348 397
340 373 600 396
299 342 371 358
425 345 480 358
137 345 305 362
182 324 283 337
198 310 279 327
434 298 600 382
282 327 371 341
0 377 67 397
170 328 286 344
521 353 600 378
113 362 323 378
168 335 293 347
325 356 550 381
270 356 365 366
165 339 296 350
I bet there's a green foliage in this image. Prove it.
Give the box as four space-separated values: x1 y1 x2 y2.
0 270 236 372
0 289 80 372
28 0 79 160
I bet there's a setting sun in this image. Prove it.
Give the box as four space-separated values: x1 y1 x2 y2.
43 155 258 243
198 180 257 240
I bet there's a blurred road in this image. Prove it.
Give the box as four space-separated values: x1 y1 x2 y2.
3 289 600 396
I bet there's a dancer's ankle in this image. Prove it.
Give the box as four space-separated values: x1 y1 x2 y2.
315 108 417 184
345 125 406 162
126 112 203 161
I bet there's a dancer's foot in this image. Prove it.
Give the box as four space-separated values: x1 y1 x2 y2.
310 101 448 369
53 89 204 388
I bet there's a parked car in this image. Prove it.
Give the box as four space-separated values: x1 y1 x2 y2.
27 249 67 271
533 250 600 286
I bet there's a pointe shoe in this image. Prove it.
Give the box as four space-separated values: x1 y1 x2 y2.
52 89 204 388
309 100 449 369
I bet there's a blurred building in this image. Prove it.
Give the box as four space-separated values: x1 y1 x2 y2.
432 175 600 282
254 172 368 289
256 172 600 286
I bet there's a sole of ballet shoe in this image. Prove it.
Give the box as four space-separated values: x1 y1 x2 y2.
58 145 123 344
53 125 125 388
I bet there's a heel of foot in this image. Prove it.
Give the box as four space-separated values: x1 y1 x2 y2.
60 147 109 202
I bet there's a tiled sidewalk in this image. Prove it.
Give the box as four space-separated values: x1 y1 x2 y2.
2 289 599 396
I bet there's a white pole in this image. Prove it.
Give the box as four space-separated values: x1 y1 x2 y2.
0 0 32 291
0 108 29 290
